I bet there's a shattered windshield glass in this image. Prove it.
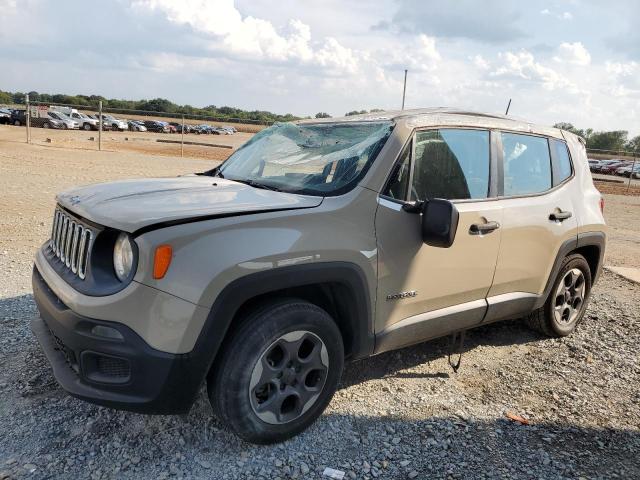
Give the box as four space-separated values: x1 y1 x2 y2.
218 121 394 196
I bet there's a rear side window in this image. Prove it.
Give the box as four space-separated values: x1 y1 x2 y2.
411 129 490 201
501 132 552 196
550 139 573 185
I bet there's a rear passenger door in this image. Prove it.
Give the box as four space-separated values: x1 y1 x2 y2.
374 128 503 350
486 132 577 310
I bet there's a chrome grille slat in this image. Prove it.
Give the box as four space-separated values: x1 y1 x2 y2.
60 217 69 263
55 212 64 255
48 208 93 281
65 220 75 267
70 224 80 273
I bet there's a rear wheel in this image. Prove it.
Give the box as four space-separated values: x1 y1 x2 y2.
83 123 91 131
14 120 21 126
525 253 592 337
209 300 344 444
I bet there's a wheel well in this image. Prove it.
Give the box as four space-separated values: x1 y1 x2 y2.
222 283 359 359
573 245 600 280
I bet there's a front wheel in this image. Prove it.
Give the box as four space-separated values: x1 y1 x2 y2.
83 123 92 131
209 300 344 444
525 253 592 337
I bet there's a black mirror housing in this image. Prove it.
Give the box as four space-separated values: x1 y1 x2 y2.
421 199 459 248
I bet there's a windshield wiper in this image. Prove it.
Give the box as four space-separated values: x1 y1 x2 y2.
231 178 284 192
197 166 225 178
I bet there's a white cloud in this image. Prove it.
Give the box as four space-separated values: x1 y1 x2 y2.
605 61 640 97
132 0 360 75
553 42 591 66
540 8 573 20
491 50 575 91
472 54 490 70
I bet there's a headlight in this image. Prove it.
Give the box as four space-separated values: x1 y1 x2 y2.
113 233 135 281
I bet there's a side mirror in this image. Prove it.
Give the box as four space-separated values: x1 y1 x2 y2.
421 199 459 248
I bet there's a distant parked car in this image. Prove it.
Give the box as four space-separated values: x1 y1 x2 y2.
0 108 11 124
599 161 627 175
67 111 100 131
159 121 177 134
127 120 147 132
168 122 191 133
592 160 618 173
617 164 640 178
10 109 26 126
588 160 601 172
142 120 169 133
194 124 221 135
46 111 80 129
98 114 128 131
41 115 66 129
219 125 236 134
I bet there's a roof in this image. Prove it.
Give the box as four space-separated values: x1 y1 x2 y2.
297 107 567 140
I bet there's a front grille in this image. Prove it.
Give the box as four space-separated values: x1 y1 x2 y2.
50 208 93 279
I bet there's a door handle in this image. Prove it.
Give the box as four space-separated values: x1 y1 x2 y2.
549 210 572 222
469 221 500 235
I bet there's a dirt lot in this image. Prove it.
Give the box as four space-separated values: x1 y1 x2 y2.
1 123 248 163
0 137 638 479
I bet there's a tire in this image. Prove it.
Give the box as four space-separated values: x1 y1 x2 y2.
83 123 91 131
43 122 50 129
209 299 344 444
62 123 68 129
14 120 21 126
525 253 592 337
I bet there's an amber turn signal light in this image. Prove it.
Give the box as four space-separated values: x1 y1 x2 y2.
153 245 173 279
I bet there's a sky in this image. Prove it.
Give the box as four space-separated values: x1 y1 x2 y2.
1 0 639 135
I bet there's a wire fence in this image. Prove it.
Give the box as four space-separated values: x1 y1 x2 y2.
586 147 638 193
1 95 272 162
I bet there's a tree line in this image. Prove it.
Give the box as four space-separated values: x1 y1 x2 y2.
553 123 638 154
0 90 299 124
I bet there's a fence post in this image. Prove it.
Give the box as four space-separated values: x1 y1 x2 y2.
98 100 102 151
25 93 31 144
629 154 638 193
181 114 184 158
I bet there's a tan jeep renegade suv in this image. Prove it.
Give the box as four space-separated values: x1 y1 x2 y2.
31 108 606 443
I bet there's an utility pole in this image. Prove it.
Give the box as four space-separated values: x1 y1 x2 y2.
98 100 102 151
401 69 408 110
25 93 31 144
181 114 185 158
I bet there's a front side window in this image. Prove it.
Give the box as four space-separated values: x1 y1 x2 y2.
410 129 490 201
219 121 394 196
502 132 552 196
383 141 411 200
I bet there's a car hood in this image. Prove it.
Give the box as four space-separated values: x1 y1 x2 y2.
56 177 323 233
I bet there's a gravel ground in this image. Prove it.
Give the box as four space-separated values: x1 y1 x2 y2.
0 138 639 479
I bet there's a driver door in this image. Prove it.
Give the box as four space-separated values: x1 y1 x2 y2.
374 128 502 353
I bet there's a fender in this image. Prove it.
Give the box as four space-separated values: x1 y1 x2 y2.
181 261 373 392
533 231 605 310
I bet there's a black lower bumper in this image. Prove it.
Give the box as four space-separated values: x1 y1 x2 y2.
31 267 205 414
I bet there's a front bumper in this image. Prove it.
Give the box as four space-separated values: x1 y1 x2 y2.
31 267 205 414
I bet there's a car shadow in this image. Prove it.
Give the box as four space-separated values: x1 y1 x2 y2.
340 317 545 388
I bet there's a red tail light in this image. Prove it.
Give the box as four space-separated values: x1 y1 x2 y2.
599 197 605 214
